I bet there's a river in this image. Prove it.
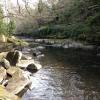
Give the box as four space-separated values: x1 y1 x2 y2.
22 40 100 100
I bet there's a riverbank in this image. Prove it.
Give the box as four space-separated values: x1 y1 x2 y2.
19 37 100 56
33 39 95 50
0 36 43 99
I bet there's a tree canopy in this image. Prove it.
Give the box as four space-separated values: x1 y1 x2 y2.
0 0 100 43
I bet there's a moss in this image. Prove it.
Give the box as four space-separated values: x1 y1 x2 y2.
7 37 29 47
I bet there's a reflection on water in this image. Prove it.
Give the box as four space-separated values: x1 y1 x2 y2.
23 47 100 100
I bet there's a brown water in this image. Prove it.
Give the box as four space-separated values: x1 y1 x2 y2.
23 46 100 100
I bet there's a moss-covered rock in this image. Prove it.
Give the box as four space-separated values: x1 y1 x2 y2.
7 36 28 46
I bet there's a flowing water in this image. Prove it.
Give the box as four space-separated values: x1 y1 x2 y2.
22 44 100 100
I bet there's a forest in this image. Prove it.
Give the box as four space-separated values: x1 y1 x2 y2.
0 0 100 43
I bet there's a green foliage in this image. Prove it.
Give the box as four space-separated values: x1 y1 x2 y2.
38 0 44 14
7 20 16 35
40 0 100 42
0 4 16 36
15 0 100 43
0 5 5 35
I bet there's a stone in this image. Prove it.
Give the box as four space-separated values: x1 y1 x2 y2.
34 63 42 70
2 80 8 86
0 67 6 83
26 64 38 73
6 69 31 95
33 50 41 57
22 54 32 60
35 46 45 51
7 37 29 46
0 52 8 60
16 59 34 68
6 50 22 66
26 63 42 73
11 36 16 40
7 37 15 43
1 58 10 69
37 54 44 58
0 85 19 100
7 67 21 76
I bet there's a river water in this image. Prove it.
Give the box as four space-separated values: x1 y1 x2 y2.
22 44 100 100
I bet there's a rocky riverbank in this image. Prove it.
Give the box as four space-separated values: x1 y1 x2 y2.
32 39 100 56
0 35 43 99
33 39 95 50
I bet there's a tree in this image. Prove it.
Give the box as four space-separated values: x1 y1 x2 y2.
38 0 44 14
7 20 16 35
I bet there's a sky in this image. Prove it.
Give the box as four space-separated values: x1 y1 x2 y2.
0 0 39 9
0 0 39 15
10 0 39 7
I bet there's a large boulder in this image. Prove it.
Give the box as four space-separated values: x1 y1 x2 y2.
6 69 31 95
1 58 10 69
6 50 22 66
16 59 34 69
0 85 19 100
0 67 6 83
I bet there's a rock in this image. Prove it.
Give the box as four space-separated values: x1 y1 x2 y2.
97 53 100 56
16 59 34 68
37 54 45 58
7 36 16 43
6 50 22 66
52 44 62 48
26 64 38 73
22 54 32 60
22 47 31 54
33 50 41 57
11 36 16 40
35 46 45 51
27 63 42 73
7 67 21 76
16 59 42 72
0 85 19 100
6 69 31 95
0 35 7 43
1 58 10 69
0 52 8 60
2 80 8 86
7 37 29 46
34 63 42 70
0 67 6 83
63 44 69 48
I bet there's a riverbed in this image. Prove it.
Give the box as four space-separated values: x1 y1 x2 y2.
22 41 100 100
